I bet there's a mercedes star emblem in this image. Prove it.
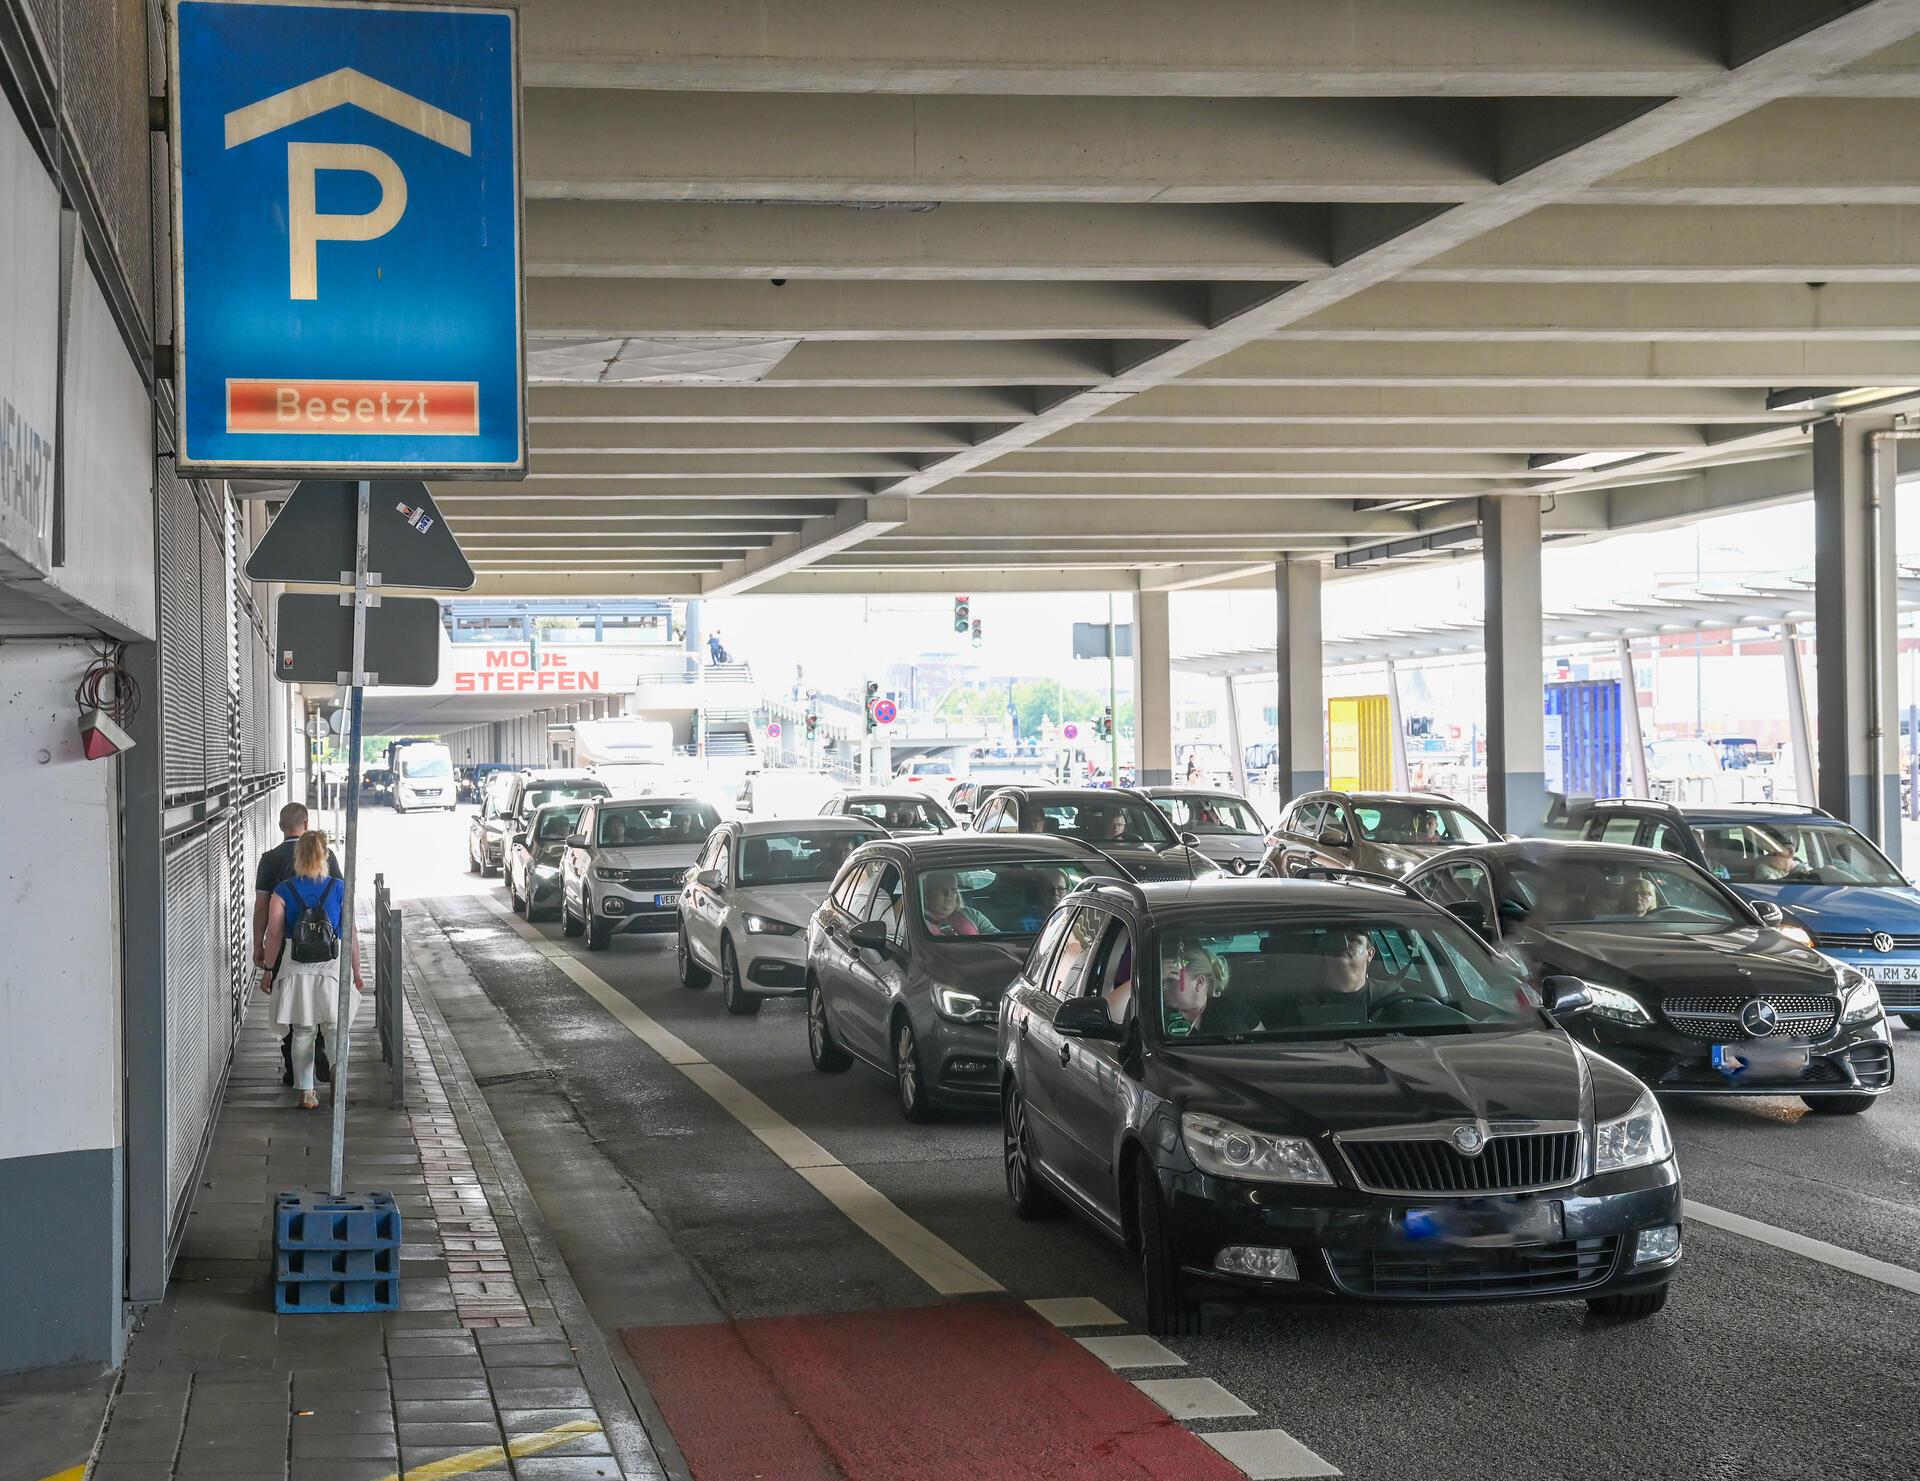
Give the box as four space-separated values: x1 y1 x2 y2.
1451 1125 1485 1155
1872 931 1896 954
1738 998 1780 1037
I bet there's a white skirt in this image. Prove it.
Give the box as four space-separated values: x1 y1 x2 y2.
272 956 358 1030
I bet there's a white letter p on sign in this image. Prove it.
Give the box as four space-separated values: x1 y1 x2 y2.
286 142 408 301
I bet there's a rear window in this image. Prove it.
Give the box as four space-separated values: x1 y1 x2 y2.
522 781 609 816
738 826 885 885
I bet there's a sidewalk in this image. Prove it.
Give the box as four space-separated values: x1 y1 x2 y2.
10 909 664 1481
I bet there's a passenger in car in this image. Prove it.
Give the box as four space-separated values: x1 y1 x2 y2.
923 871 990 936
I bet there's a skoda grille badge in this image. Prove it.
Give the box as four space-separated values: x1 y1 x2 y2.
1451 1125 1485 1155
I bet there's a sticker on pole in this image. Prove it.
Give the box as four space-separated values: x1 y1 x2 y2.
871 699 898 726
170 0 524 477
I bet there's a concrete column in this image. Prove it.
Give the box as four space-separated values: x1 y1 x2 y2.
1384 659 1411 791
1481 497 1546 836
1222 675 1248 795
1618 639 1650 800
1273 558 1324 802
1781 623 1817 807
1132 589 1174 786
1813 415 1901 859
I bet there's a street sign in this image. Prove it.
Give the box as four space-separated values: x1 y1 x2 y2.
1062 723 1079 740
274 593 441 686
766 721 782 738
1072 621 1133 660
247 480 474 589
170 0 524 476
872 699 898 726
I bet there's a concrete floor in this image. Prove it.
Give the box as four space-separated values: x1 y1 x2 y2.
370 805 1920 1481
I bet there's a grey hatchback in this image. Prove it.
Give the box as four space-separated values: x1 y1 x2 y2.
804 834 1104 1121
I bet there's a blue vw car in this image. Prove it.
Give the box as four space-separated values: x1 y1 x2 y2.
1579 801 1920 1028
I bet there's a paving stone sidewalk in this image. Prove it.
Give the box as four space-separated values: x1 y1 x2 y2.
77 918 657 1481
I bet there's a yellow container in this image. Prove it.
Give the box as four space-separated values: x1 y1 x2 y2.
1328 695 1393 791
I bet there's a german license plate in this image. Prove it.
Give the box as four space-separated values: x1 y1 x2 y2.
1859 962 1920 984
653 892 679 908
1400 1197 1563 1247
1712 1043 1811 1077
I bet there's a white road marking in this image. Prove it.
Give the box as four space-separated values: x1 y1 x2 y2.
1027 1296 1125 1328
1133 1376 1256 1420
1686 1199 1920 1298
1076 1334 1185 1368
473 895 1003 1296
1199 1429 1343 1480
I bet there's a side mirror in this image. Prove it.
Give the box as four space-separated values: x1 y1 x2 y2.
695 868 721 890
848 919 893 955
1751 900 1785 927
1319 824 1350 848
1442 899 1495 941
1055 995 1124 1042
567 832 589 848
1180 831 1202 847
1541 976 1593 1016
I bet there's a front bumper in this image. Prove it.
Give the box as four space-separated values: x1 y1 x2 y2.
595 881 684 934
922 1016 1000 1106
1585 1016 1894 1097
1163 1156 1682 1305
1819 947 1920 1017
741 933 808 994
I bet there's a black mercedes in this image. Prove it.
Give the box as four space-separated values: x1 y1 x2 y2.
998 875 1683 1334
1404 840 1894 1114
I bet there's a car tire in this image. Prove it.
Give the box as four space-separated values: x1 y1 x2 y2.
510 875 526 914
561 892 584 938
1002 1084 1059 1219
807 980 851 1073
1135 1162 1203 1337
893 1016 936 1124
467 846 480 875
586 901 611 952
721 939 760 1016
1803 1093 1877 1115
677 923 712 989
1900 1014 1920 1031
1586 1285 1670 1321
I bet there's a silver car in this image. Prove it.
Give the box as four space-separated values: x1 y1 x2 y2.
677 817 886 1015
560 797 721 950
1139 787 1269 875
818 789 959 835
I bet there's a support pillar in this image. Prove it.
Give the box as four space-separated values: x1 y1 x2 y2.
1222 675 1248 796
1482 497 1546 836
1781 623 1817 808
1618 639 1650 800
1133 589 1174 786
1274 558 1324 803
1384 659 1411 791
1813 415 1900 860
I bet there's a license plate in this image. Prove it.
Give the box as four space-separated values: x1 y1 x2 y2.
1712 1043 1811 1078
653 892 679 908
1859 962 1920 984
1400 1197 1562 1247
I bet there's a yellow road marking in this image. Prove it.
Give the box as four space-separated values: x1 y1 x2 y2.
375 1419 602 1481
35 1468 86 1481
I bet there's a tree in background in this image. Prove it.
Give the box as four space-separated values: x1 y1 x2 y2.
935 680 1132 741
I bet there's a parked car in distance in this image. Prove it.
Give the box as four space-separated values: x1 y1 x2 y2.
970 786 1218 883
805 834 1104 1121
561 797 721 950
363 767 395 804
506 800 589 922
1578 800 1920 1029
504 770 610 847
1406 839 1893 1112
1260 790 1498 879
998 874 1683 1335
678 817 887 1015
1139 788 1267 875
820 789 959 835
467 771 523 876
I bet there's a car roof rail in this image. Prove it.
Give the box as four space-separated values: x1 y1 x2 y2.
1076 872 1150 909
1289 864 1420 898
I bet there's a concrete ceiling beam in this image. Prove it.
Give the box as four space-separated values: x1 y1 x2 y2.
513 452 921 478
527 385 1040 423
428 498 833 522
962 451 1539 478
468 574 704 597
1107 385 1788 422
529 422 996 454
888 497 1416 539
1036 421 1718 453
701 497 911 597
432 479 869 500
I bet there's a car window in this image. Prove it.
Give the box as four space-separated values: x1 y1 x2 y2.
1080 917 1134 1002
1348 801 1495 846
832 859 880 915
1152 796 1262 835
596 801 719 846
1596 816 1642 845
739 826 884 885
1645 820 1686 855
711 835 732 883
1415 860 1492 910
1023 904 1077 985
990 799 1021 833
1692 820 1905 887
1014 797 1175 846
916 859 1091 939
1288 800 1325 838
1042 908 1103 998
1500 857 1744 930
863 862 907 944
848 796 953 832
535 804 584 842
521 781 611 818
573 803 596 842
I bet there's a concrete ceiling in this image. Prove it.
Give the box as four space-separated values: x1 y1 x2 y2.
426 0 1920 599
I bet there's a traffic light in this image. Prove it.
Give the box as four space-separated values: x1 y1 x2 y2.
1097 705 1113 740
953 595 970 633
864 680 879 734
970 617 983 648
805 710 818 739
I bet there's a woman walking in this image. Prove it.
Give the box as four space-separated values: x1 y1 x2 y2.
258 831 360 1109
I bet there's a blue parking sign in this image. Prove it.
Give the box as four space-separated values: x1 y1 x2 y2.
170 0 524 476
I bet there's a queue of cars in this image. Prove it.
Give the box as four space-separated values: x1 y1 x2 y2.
463 768 1908 1335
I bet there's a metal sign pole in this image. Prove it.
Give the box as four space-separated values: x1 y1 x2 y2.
328 480 372 1200
1107 594 1120 785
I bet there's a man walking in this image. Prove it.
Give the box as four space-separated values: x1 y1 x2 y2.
254 802 343 1086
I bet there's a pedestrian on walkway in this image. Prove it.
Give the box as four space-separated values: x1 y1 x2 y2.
707 631 730 665
257 831 361 1110
255 803 342 1086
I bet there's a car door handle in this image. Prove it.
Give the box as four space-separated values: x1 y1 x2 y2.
1016 1015 1029 1040
1057 1042 1072 1067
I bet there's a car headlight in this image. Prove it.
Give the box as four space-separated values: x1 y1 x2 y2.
1776 913 1816 949
1181 1112 1333 1185
1593 1092 1672 1175
594 866 633 882
1585 983 1654 1027
744 913 801 937
934 985 995 1024
1378 856 1408 874
1838 968 1883 1026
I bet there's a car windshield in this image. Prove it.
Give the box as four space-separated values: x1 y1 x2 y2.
596 801 717 847
739 827 884 885
533 804 584 842
1500 858 1744 931
1150 796 1262 836
1019 798 1176 846
845 797 955 833
1151 917 1537 1043
523 782 609 816
399 752 450 778
918 860 1095 938
1349 801 1496 846
1692 821 1905 888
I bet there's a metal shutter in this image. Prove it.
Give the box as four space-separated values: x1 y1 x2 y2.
162 830 215 1220
157 461 203 798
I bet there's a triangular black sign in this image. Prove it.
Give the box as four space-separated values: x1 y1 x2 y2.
245 480 475 591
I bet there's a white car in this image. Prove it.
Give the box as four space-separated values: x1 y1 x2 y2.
677 816 886 1015
560 797 723 951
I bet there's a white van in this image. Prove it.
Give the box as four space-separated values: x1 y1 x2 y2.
393 742 457 812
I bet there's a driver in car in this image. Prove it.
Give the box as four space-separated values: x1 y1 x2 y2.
1624 875 1661 916
1753 836 1800 880
1411 810 1445 845
1088 808 1129 842
601 815 627 846
1155 943 1249 1038
923 871 991 937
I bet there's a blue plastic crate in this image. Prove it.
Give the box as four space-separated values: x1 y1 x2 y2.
275 1190 401 1251
277 1245 400 1282
275 1274 399 1314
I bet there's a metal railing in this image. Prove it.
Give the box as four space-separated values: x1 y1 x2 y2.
371 874 405 1107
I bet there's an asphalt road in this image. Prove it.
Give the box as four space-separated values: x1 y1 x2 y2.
366 806 1920 1480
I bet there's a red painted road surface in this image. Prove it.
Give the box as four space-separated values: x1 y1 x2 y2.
623 1300 1246 1480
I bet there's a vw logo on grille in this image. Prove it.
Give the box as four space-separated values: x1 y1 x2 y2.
1451 1125 1485 1155
1738 998 1780 1037
1872 931 1896 954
